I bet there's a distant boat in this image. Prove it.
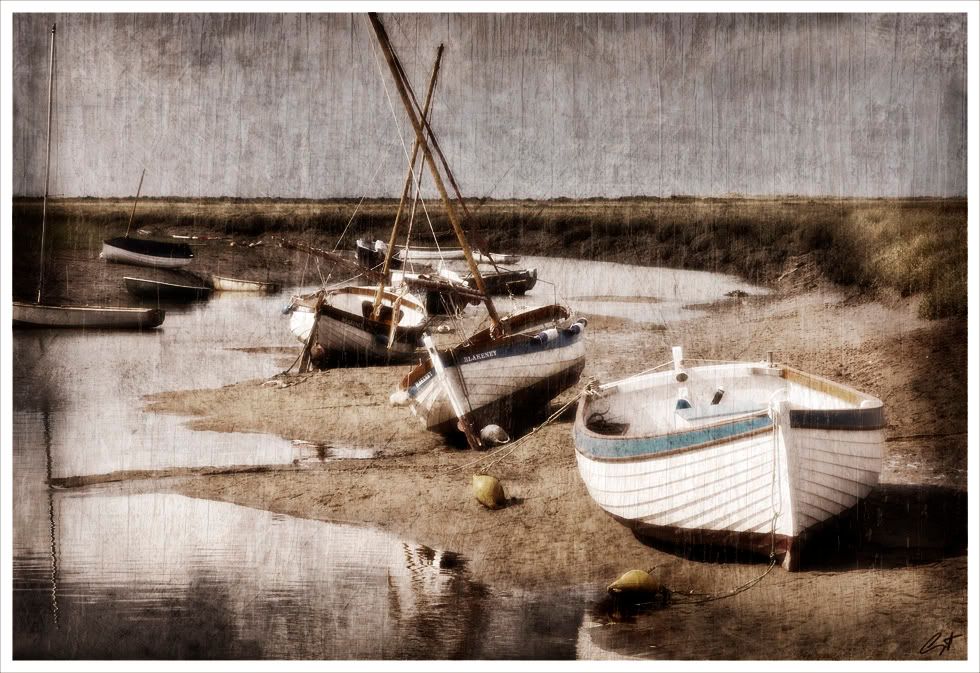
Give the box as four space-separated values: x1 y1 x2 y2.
465 267 537 296
13 302 164 329
102 236 194 269
356 239 404 272
286 286 428 365
399 305 587 434
13 24 165 332
124 276 212 301
210 275 280 293
572 349 885 569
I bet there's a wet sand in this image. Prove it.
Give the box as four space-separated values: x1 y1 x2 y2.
18 221 969 659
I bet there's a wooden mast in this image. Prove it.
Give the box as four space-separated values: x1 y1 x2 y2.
367 12 501 333
124 168 146 238
37 23 56 304
371 44 444 320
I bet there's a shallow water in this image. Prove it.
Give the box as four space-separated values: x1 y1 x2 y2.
10 260 778 660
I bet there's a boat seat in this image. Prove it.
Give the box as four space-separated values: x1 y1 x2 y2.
361 301 403 324
676 401 767 424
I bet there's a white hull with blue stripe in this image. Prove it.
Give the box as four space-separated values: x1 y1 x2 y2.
400 309 588 434
573 355 884 569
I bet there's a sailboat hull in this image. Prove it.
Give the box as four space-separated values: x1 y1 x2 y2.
12 301 165 329
403 319 587 433
102 237 194 269
287 287 427 366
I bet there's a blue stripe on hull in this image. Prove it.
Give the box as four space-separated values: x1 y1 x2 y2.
575 414 773 460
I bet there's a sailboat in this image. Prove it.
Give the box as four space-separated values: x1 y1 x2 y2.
100 169 194 269
282 44 449 366
368 14 587 446
12 24 164 330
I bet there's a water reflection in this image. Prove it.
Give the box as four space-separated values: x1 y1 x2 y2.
13 491 591 659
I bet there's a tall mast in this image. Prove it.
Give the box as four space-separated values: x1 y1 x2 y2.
367 13 501 332
371 44 444 319
37 23 56 304
125 168 146 238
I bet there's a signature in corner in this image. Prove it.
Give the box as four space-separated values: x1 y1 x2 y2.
919 631 962 656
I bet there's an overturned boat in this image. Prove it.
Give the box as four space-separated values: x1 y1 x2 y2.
124 276 212 302
573 348 885 569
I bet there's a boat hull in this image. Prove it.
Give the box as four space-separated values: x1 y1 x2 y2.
102 237 194 269
210 275 280 293
12 301 165 329
287 287 427 366
573 361 885 568
404 319 587 433
466 268 537 296
124 277 212 301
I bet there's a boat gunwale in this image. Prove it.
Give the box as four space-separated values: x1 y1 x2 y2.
574 361 885 462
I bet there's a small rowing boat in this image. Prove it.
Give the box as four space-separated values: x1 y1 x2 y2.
102 236 194 269
573 348 885 569
210 275 280 293
13 301 165 329
124 276 212 301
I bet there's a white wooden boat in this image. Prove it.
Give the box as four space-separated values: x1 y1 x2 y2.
102 236 194 269
286 286 428 365
573 350 885 569
398 306 587 434
13 301 165 329
210 275 280 293
395 245 518 265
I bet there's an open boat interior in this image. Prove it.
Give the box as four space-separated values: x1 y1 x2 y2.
585 362 882 439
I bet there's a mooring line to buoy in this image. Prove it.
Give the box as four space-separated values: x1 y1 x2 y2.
448 387 588 475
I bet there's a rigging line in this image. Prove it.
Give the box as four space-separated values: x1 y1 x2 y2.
332 145 397 252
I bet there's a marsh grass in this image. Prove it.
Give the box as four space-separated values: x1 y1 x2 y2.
12 196 966 319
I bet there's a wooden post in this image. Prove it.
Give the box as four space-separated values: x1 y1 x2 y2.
367 13 502 334
372 44 444 320
125 168 146 238
37 23 56 304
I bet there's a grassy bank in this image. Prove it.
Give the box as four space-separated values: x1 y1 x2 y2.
12 196 967 318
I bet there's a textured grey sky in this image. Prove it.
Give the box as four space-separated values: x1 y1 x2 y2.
12 13 967 198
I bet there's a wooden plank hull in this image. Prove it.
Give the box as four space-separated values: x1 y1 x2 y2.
573 360 885 567
287 287 427 365
405 320 587 433
12 301 165 329
124 277 212 301
102 237 194 269
210 275 280 293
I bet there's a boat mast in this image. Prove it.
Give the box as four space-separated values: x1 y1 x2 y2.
367 13 501 333
37 23 56 304
125 168 146 238
371 44 444 319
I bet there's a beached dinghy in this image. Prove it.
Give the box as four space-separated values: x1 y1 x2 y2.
13 302 165 329
210 275 280 293
102 236 194 269
124 276 212 302
286 286 428 365
572 348 885 569
399 305 587 434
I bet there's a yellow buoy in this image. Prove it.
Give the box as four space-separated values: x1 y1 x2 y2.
472 474 506 510
607 569 664 595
